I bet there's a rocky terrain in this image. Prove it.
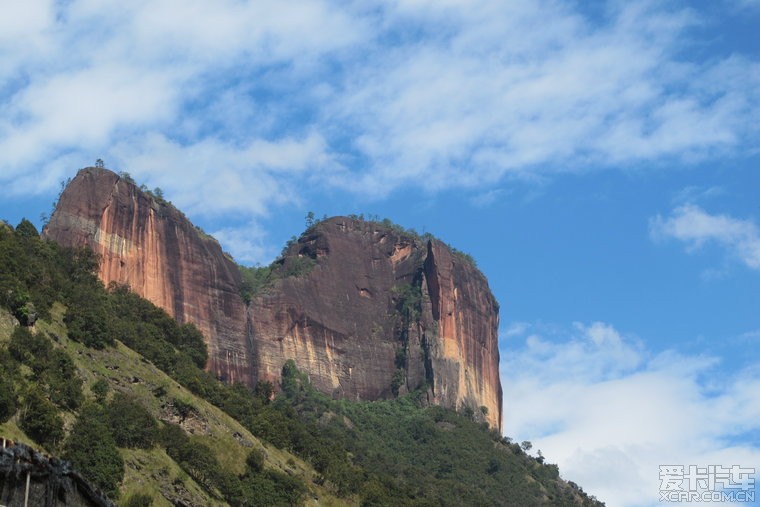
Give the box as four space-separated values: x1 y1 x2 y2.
45 167 502 429
0 440 113 507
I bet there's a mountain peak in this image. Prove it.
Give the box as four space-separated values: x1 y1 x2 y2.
45 168 502 429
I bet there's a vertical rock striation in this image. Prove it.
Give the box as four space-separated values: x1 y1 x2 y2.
423 240 502 428
249 218 422 403
44 168 252 385
45 167 503 429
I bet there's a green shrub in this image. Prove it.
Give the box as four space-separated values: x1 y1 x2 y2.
238 265 275 303
392 282 422 323
246 449 266 473
391 369 405 397
14 219 39 239
9 328 83 410
177 323 208 368
241 469 306 506
1 283 30 323
9 326 51 371
0 377 16 423
280 256 315 278
91 378 109 404
20 390 64 449
107 393 158 449
159 424 225 493
43 349 83 410
63 291 114 349
14 302 37 326
65 403 124 497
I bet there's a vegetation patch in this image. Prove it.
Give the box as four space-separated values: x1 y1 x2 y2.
0 218 599 506
238 256 316 304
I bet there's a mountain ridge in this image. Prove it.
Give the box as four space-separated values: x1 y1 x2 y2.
44 167 503 429
0 202 604 505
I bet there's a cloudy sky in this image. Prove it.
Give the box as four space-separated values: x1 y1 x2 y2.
1 1 758 505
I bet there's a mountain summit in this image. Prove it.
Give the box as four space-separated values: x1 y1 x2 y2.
45 167 502 429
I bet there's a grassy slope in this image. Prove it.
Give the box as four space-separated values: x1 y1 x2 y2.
0 304 351 507
0 224 602 506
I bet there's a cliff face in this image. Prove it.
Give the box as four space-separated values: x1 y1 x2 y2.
45 168 502 429
253 219 502 428
249 218 422 403
423 240 502 428
44 168 252 385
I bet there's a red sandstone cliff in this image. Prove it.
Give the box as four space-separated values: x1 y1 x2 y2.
43 168 251 384
45 167 502 429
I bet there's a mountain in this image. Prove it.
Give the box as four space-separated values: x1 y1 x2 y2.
0 216 603 505
44 167 502 429
42 168 250 386
0 221 343 506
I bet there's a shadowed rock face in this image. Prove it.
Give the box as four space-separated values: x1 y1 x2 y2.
0 441 114 507
45 167 502 429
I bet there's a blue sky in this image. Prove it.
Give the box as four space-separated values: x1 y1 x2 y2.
0 1 758 505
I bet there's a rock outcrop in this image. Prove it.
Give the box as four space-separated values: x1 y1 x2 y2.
0 440 114 507
45 167 502 429
44 168 251 385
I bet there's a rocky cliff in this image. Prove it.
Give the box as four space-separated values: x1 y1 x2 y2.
45 167 502 429
43 168 252 385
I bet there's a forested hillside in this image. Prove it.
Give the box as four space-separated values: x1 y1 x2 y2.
0 219 602 506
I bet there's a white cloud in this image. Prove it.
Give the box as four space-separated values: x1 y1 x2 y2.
1 2 757 189
0 1 757 258
0 0 363 191
501 321 530 339
650 205 760 270
673 186 725 205
0 0 55 82
109 131 337 218
739 329 760 342
0 65 180 171
329 1 758 194
502 322 760 507
736 0 760 10
210 222 274 266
